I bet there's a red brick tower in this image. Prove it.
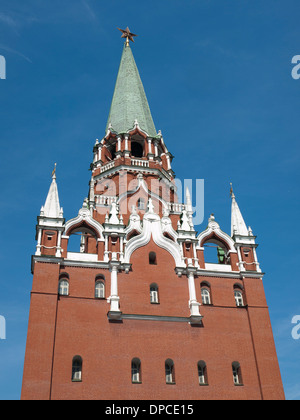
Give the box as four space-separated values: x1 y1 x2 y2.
21 30 285 400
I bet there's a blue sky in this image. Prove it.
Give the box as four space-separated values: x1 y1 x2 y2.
0 0 299 400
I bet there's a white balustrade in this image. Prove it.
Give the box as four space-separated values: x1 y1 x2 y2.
100 161 115 173
131 159 149 168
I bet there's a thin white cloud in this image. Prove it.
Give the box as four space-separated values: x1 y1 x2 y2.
0 12 18 27
0 44 32 63
195 38 254 61
285 384 300 401
81 0 98 21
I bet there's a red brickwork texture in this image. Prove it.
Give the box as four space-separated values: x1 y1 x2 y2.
21 242 285 400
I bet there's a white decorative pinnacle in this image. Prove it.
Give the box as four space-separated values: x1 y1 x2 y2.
163 206 170 217
185 187 192 213
208 213 220 230
129 205 140 224
78 198 90 218
131 204 137 216
41 168 63 219
180 209 191 231
108 201 120 225
230 186 248 237
147 197 155 214
185 187 195 230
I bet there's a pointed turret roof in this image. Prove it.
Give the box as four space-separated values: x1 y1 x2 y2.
106 43 157 138
41 167 63 219
230 185 248 237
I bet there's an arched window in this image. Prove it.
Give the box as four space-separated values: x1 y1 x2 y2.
95 281 105 299
137 198 145 210
201 284 211 305
234 288 244 307
203 241 229 265
165 359 175 384
150 284 159 304
232 362 243 385
131 358 141 383
108 143 116 160
68 229 98 255
198 361 208 385
72 356 82 382
59 279 69 296
131 142 144 158
149 252 157 265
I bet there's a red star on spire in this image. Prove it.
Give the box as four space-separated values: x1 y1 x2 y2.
117 27 138 45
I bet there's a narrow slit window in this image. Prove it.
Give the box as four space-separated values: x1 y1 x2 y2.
149 252 157 265
232 362 243 386
72 356 82 382
165 359 175 384
150 284 159 304
198 361 208 385
131 358 141 383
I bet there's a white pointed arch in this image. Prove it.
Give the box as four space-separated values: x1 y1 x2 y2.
127 122 149 139
117 174 169 211
124 209 185 268
197 215 236 253
64 202 104 241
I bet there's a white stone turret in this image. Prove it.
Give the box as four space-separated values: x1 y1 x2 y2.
230 184 261 273
36 165 65 257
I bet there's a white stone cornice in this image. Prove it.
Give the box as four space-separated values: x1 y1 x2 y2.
93 164 173 183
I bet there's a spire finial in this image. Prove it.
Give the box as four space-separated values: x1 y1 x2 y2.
230 182 235 198
118 27 138 47
52 163 57 179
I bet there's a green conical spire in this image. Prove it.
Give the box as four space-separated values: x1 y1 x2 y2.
106 43 157 138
